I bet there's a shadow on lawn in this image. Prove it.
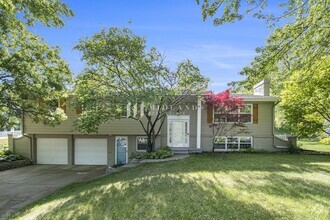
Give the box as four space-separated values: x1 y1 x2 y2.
19 174 282 220
168 153 330 174
11 154 330 219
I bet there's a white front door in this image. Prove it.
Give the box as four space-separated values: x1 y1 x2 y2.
115 136 128 164
167 115 190 147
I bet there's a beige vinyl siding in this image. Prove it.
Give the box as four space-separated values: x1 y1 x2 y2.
253 137 274 151
201 102 274 150
25 107 158 135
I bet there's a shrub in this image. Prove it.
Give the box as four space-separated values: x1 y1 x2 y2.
0 149 11 156
288 143 301 154
130 146 173 160
240 148 256 153
320 137 330 145
0 149 24 163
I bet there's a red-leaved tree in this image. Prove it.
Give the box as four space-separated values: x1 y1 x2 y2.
204 89 249 151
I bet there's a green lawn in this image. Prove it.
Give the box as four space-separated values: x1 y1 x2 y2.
0 138 8 147
10 154 330 220
299 141 330 152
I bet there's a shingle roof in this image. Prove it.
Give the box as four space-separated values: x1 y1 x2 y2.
231 94 278 98
231 94 279 102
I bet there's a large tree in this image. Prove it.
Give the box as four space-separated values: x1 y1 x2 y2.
197 0 329 136
0 0 73 130
280 58 330 137
74 27 208 152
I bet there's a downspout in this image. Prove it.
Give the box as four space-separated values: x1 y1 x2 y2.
272 101 285 149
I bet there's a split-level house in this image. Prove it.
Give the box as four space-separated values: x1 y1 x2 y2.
8 79 295 166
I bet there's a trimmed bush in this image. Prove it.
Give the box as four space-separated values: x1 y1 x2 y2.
130 146 173 160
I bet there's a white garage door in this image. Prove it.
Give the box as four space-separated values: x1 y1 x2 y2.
37 138 68 164
74 138 107 165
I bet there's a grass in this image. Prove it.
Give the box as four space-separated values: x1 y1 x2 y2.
299 141 330 152
10 153 330 220
0 138 8 147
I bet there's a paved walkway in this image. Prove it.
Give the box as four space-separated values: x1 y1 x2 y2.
140 154 189 163
106 155 190 173
0 165 106 219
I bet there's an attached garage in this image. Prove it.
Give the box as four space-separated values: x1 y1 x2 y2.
37 138 68 164
74 138 107 165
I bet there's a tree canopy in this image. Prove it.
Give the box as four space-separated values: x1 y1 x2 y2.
0 0 73 130
280 58 330 137
74 27 208 151
197 0 330 136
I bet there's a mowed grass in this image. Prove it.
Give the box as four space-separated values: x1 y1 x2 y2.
300 141 330 152
0 138 8 147
10 154 330 220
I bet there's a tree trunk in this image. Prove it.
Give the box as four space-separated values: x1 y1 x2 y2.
146 134 154 152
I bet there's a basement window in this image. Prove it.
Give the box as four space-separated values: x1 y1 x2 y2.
136 136 148 152
213 137 252 151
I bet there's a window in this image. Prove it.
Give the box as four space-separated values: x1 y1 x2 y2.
214 104 252 123
136 136 148 151
213 137 252 150
227 137 239 150
214 137 226 150
240 137 252 149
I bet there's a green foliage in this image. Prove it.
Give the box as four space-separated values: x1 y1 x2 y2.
11 154 330 219
130 146 173 160
0 0 73 129
198 1 329 137
73 27 208 151
320 138 330 145
280 58 330 137
239 147 256 153
197 0 313 27
0 148 11 156
287 144 301 154
0 148 23 162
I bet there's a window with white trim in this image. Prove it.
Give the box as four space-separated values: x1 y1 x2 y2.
213 137 252 150
136 136 148 151
214 104 252 123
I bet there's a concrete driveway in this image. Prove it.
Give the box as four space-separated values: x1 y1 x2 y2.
0 165 107 219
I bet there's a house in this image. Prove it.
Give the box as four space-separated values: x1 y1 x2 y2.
8 79 296 166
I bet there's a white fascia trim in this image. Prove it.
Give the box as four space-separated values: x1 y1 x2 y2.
243 98 279 102
196 97 201 149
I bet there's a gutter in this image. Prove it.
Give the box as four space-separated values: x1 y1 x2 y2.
272 101 287 149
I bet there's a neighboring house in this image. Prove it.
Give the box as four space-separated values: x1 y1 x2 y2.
8 79 295 166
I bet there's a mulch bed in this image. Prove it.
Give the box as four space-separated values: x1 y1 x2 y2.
0 159 32 172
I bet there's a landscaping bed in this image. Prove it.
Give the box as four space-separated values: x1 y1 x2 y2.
0 149 32 171
0 159 32 172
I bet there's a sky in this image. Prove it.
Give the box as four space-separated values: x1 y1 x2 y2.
32 0 273 91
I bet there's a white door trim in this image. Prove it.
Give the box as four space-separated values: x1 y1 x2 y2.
115 136 128 164
196 97 202 149
167 115 190 147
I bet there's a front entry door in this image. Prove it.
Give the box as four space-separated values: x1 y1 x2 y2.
167 115 190 147
116 136 128 164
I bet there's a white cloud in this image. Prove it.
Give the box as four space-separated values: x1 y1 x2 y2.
163 43 255 70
